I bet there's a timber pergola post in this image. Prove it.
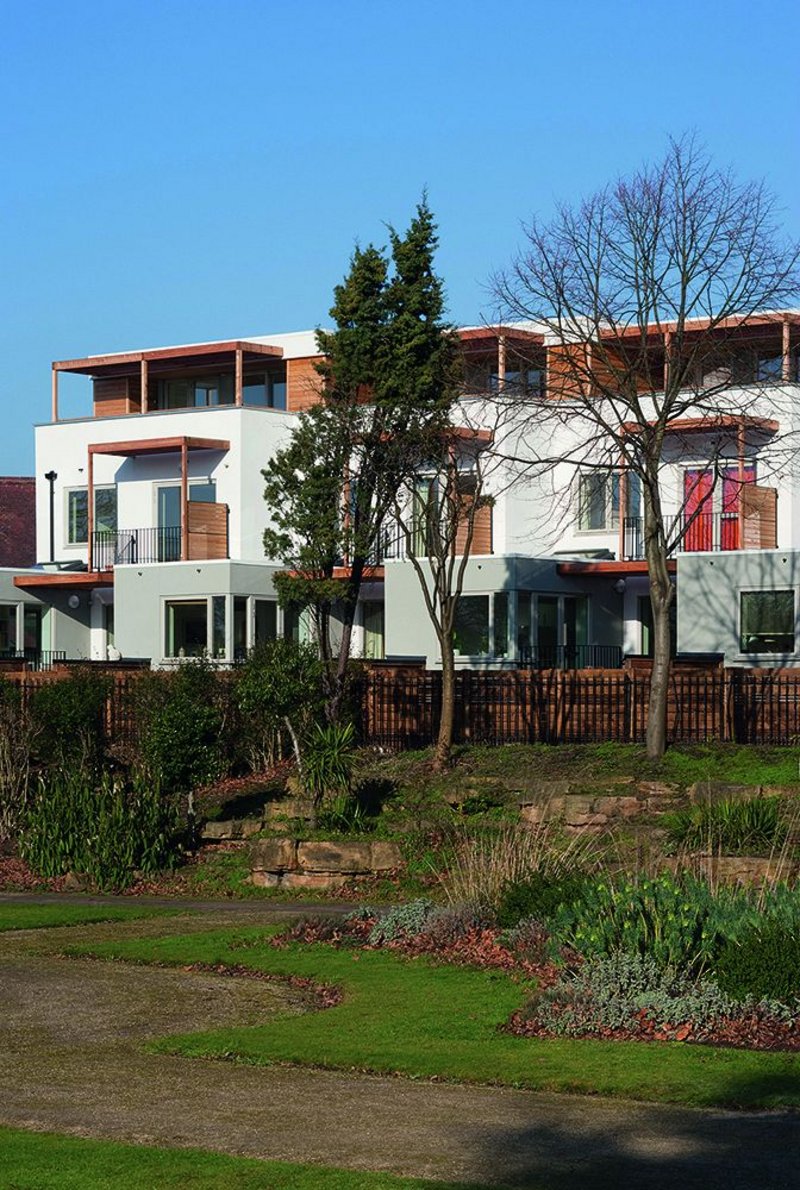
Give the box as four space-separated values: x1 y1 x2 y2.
87 447 94 572
180 439 189 561
51 367 59 422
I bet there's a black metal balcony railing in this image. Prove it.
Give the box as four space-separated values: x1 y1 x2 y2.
518 644 623 669
0 649 67 671
93 527 182 569
622 513 743 561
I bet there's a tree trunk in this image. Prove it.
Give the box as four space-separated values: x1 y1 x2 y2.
646 581 674 759
433 640 456 771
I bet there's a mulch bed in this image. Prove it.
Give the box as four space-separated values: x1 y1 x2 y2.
506 1007 800 1052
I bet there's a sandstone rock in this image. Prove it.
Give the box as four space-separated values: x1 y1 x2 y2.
688 781 760 805
62 870 89 892
247 870 282 888
593 795 641 818
201 819 236 841
250 836 296 872
369 841 404 871
263 797 313 822
281 871 350 890
297 840 373 873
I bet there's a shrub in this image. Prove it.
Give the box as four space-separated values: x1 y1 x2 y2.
496 870 592 929
368 898 434 945
0 678 37 840
20 771 183 892
549 873 729 975
525 951 791 1037
418 902 494 947
31 668 111 773
664 795 788 856
134 662 228 794
503 916 553 965
713 922 800 1004
235 640 325 771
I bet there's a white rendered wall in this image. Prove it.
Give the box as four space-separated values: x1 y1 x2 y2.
34 406 297 566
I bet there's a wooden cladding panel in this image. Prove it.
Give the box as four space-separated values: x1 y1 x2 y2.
93 376 141 417
546 344 588 400
742 485 778 549
287 356 324 412
455 501 492 555
187 501 228 560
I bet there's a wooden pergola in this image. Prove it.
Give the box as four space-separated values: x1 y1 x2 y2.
50 340 284 421
87 436 229 569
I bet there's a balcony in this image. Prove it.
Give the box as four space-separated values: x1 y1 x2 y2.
519 644 623 669
623 497 777 561
93 505 228 571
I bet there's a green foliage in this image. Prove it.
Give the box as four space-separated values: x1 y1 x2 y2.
303 721 355 803
714 922 800 1004
549 873 729 975
236 639 325 752
495 870 592 929
31 667 111 772
368 898 435 944
20 770 183 891
262 200 459 718
135 662 228 794
528 952 792 1037
664 796 788 855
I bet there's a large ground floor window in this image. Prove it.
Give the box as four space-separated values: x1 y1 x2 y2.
0 604 17 652
517 593 588 667
740 590 795 654
165 600 208 658
453 593 509 658
164 595 281 660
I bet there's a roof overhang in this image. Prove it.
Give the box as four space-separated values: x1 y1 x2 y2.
620 415 780 436
88 435 230 458
557 559 677 578
53 340 284 377
14 572 111 590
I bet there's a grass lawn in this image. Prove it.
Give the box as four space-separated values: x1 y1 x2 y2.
366 743 800 801
0 1126 476 1189
71 926 800 1110
0 903 172 932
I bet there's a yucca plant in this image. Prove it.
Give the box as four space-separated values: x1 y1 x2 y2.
302 721 355 828
664 796 787 856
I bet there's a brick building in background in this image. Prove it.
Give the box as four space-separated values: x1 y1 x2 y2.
0 477 35 567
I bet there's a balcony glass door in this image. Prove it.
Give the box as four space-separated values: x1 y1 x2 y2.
157 486 181 561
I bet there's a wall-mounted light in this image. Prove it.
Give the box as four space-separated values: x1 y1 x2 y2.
613 578 626 595
67 593 80 610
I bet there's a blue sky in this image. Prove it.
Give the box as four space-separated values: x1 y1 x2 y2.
1 0 798 472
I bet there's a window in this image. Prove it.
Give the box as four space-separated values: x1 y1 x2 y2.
454 595 490 656
578 472 619 531
254 600 277 644
363 601 385 660
67 487 117 545
233 596 248 660
157 376 234 409
212 596 226 657
243 365 287 410
740 590 795 654
0 605 17 652
493 593 509 657
165 600 208 657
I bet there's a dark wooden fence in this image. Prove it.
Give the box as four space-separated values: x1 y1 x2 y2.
360 665 800 748
9 663 800 750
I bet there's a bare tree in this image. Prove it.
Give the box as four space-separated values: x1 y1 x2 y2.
493 135 800 758
392 398 514 770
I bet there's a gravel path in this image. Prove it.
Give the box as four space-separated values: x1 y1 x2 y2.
2 912 800 1188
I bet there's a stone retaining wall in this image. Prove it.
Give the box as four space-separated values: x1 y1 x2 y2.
249 837 405 890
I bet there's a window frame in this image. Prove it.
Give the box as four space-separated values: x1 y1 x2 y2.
739 588 796 656
65 484 117 547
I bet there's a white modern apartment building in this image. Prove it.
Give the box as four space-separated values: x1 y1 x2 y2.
3 313 800 670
